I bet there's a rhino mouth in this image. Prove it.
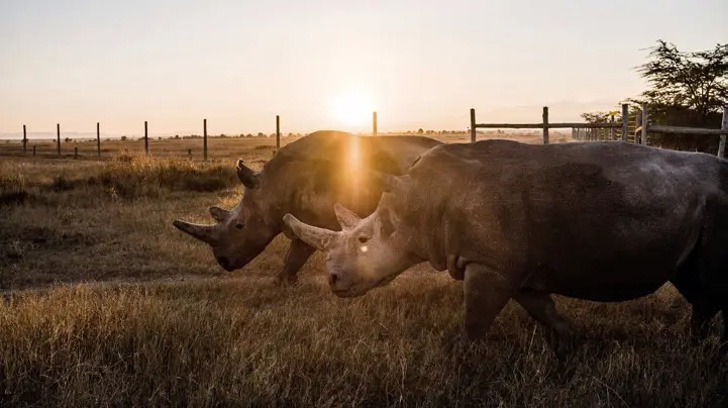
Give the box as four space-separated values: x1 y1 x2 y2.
331 275 397 298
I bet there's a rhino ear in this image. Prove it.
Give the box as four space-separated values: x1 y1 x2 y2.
237 159 260 189
378 207 397 238
283 214 337 251
371 172 407 194
209 206 230 223
334 203 361 230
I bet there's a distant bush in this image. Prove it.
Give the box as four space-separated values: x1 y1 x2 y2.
86 158 238 199
0 172 29 206
50 175 81 192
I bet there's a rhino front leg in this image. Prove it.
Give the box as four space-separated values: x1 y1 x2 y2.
514 289 577 355
463 264 516 340
277 239 316 284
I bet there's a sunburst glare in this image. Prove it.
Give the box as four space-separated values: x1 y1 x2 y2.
330 90 376 129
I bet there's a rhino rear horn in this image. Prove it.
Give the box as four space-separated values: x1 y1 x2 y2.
283 214 337 251
209 206 230 223
237 160 260 189
334 203 361 230
173 220 217 244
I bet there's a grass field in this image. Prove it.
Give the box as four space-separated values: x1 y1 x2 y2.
1 133 726 407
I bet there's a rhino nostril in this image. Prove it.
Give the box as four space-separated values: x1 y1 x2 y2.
328 273 339 286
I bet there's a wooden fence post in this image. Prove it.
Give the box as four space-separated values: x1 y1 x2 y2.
609 115 615 140
634 109 643 144
542 106 549 144
203 119 208 161
571 127 576 140
719 104 727 159
144 121 149 155
372 112 378 136
470 108 476 143
33 145 36 156
22 125 27 154
641 104 648 145
275 115 280 150
621 103 629 142
74 146 78 159
96 122 101 158
56 123 61 155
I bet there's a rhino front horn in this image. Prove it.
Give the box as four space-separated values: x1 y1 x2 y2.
173 220 217 244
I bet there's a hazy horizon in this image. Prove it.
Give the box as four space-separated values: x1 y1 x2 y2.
2 0 726 137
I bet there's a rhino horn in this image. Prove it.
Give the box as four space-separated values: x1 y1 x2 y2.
209 206 231 223
283 214 337 251
173 220 217 244
237 159 260 189
334 203 361 230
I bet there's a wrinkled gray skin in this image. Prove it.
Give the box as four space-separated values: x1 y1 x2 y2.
173 130 441 283
285 140 728 347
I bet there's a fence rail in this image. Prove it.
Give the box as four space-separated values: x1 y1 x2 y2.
470 103 728 159
470 104 630 145
633 104 728 158
6 115 289 161
7 104 728 160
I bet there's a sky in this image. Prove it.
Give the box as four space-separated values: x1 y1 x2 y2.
1 0 726 138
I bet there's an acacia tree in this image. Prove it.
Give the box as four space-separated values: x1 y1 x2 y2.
580 40 726 152
637 40 727 124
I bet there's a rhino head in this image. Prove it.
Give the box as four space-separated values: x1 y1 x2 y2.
173 160 281 271
283 174 422 297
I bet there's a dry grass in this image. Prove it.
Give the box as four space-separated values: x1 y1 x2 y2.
1 133 726 407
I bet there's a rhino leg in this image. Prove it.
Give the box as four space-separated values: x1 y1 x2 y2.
514 290 577 355
277 239 316 284
462 264 515 340
689 301 720 340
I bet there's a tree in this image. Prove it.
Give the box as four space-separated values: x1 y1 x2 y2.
637 40 727 124
417 128 424 135
634 41 728 152
580 110 620 124
581 40 727 152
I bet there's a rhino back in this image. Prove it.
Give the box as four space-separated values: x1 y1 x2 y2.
401 140 726 300
260 131 441 230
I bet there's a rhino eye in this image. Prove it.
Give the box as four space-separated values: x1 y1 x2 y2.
235 223 244 230
358 236 369 244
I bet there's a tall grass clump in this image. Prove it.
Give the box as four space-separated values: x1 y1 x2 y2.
0 171 29 206
86 157 238 199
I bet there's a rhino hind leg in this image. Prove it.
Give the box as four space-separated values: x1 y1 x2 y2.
277 239 316 284
462 264 516 340
514 290 578 356
688 301 720 340
670 238 723 341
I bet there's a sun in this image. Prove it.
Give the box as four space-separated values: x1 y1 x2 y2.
330 90 376 129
